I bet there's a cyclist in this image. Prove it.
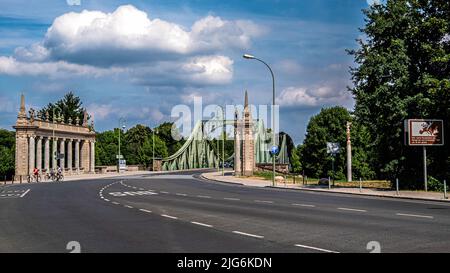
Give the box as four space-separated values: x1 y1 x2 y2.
57 167 63 181
33 167 39 182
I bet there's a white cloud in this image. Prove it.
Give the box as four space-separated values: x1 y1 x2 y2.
17 5 261 66
277 84 352 107
0 5 258 86
87 103 114 121
0 56 124 78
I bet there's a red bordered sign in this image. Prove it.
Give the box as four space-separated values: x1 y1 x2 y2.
404 119 444 146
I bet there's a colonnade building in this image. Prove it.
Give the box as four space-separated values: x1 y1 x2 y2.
13 94 96 179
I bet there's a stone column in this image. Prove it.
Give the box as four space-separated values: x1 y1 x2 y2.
52 137 58 171
36 137 42 172
90 140 95 173
67 139 73 173
59 138 65 170
28 136 35 175
44 137 50 172
74 139 80 173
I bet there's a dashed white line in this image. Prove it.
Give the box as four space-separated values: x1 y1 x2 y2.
224 197 240 201
294 244 339 253
292 203 316 208
20 189 30 198
338 207 367 213
232 231 264 239
104 199 110 202
139 209 152 213
191 221 213 228
396 213 434 219
124 205 133 209
176 193 188 196
255 200 274 204
161 214 178 220
112 202 120 205
197 195 211 199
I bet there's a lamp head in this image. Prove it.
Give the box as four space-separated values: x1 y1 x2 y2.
243 54 255 59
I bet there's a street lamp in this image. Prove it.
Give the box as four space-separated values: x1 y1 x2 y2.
153 128 158 171
216 105 225 176
243 54 276 186
118 117 126 172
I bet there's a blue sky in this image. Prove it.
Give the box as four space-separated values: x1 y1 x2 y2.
0 0 373 144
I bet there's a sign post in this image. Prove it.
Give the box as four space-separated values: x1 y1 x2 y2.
327 142 340 187
405 119 444 192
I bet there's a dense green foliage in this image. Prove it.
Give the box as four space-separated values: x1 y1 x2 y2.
348 0 450 187
0 129 15 178
299 107 375 180
38 92 88 124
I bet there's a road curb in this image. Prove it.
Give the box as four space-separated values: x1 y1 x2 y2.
201 173 450 203
199 174 245 186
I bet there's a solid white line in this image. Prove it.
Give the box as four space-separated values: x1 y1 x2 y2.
20 189 30 198
292 203 316 207
161 214 178 219
197 195 211 199
176 193 187 196
338 207 367 212
396 213 434 219
191 221 213 228
232 231 264 239
224 197 240 201
124 205 133 209
255 200 274 204
294 244 339 253
139 209 152 213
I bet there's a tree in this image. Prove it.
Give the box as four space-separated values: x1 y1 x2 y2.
155 122 185 155
95 130 118 166
39 92 88 124
300 106 375 180
0 129 15 178
138 136 168 167
348 0 450 187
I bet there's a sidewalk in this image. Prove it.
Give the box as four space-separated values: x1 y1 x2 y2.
202 171 450 203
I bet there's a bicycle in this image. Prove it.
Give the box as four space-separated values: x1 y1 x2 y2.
52 173 64 182
27 174 40 183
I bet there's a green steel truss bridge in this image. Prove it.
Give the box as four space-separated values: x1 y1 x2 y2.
162 119 289 171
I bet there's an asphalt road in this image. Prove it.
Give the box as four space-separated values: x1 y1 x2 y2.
1 170 449 253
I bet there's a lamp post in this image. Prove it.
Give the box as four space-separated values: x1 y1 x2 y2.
243 54 276 186
118 117 126 172
216 105 225 176
153 128 158 170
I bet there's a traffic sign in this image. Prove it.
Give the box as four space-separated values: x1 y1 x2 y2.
116 154 124 159
270 145 279 155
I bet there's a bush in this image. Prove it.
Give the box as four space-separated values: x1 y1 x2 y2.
428 176 448 192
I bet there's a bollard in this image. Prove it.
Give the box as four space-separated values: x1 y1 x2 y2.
20 175 22 184
444 180 447 200
305 176 307 185
396 178 399 196
359 178 362 193
328 177 331 190
4 175 6 185
12 175 15 184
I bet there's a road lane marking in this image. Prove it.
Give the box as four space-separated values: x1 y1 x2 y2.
224 197 240 201
20 189 30 198
294 244 339 253
292 203 316 207
191 221 213 228
104 199 110 202
255 200 274 204
232 231 264 239
124 205 133 209
112 202 120 205
176 193 187 196
197 195 211 199
161 214 178 220
396 213 434 219
338 207 367 212
139 209 152 213
160 191 170 194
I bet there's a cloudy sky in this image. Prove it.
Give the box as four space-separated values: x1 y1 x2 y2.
0 0 375 144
